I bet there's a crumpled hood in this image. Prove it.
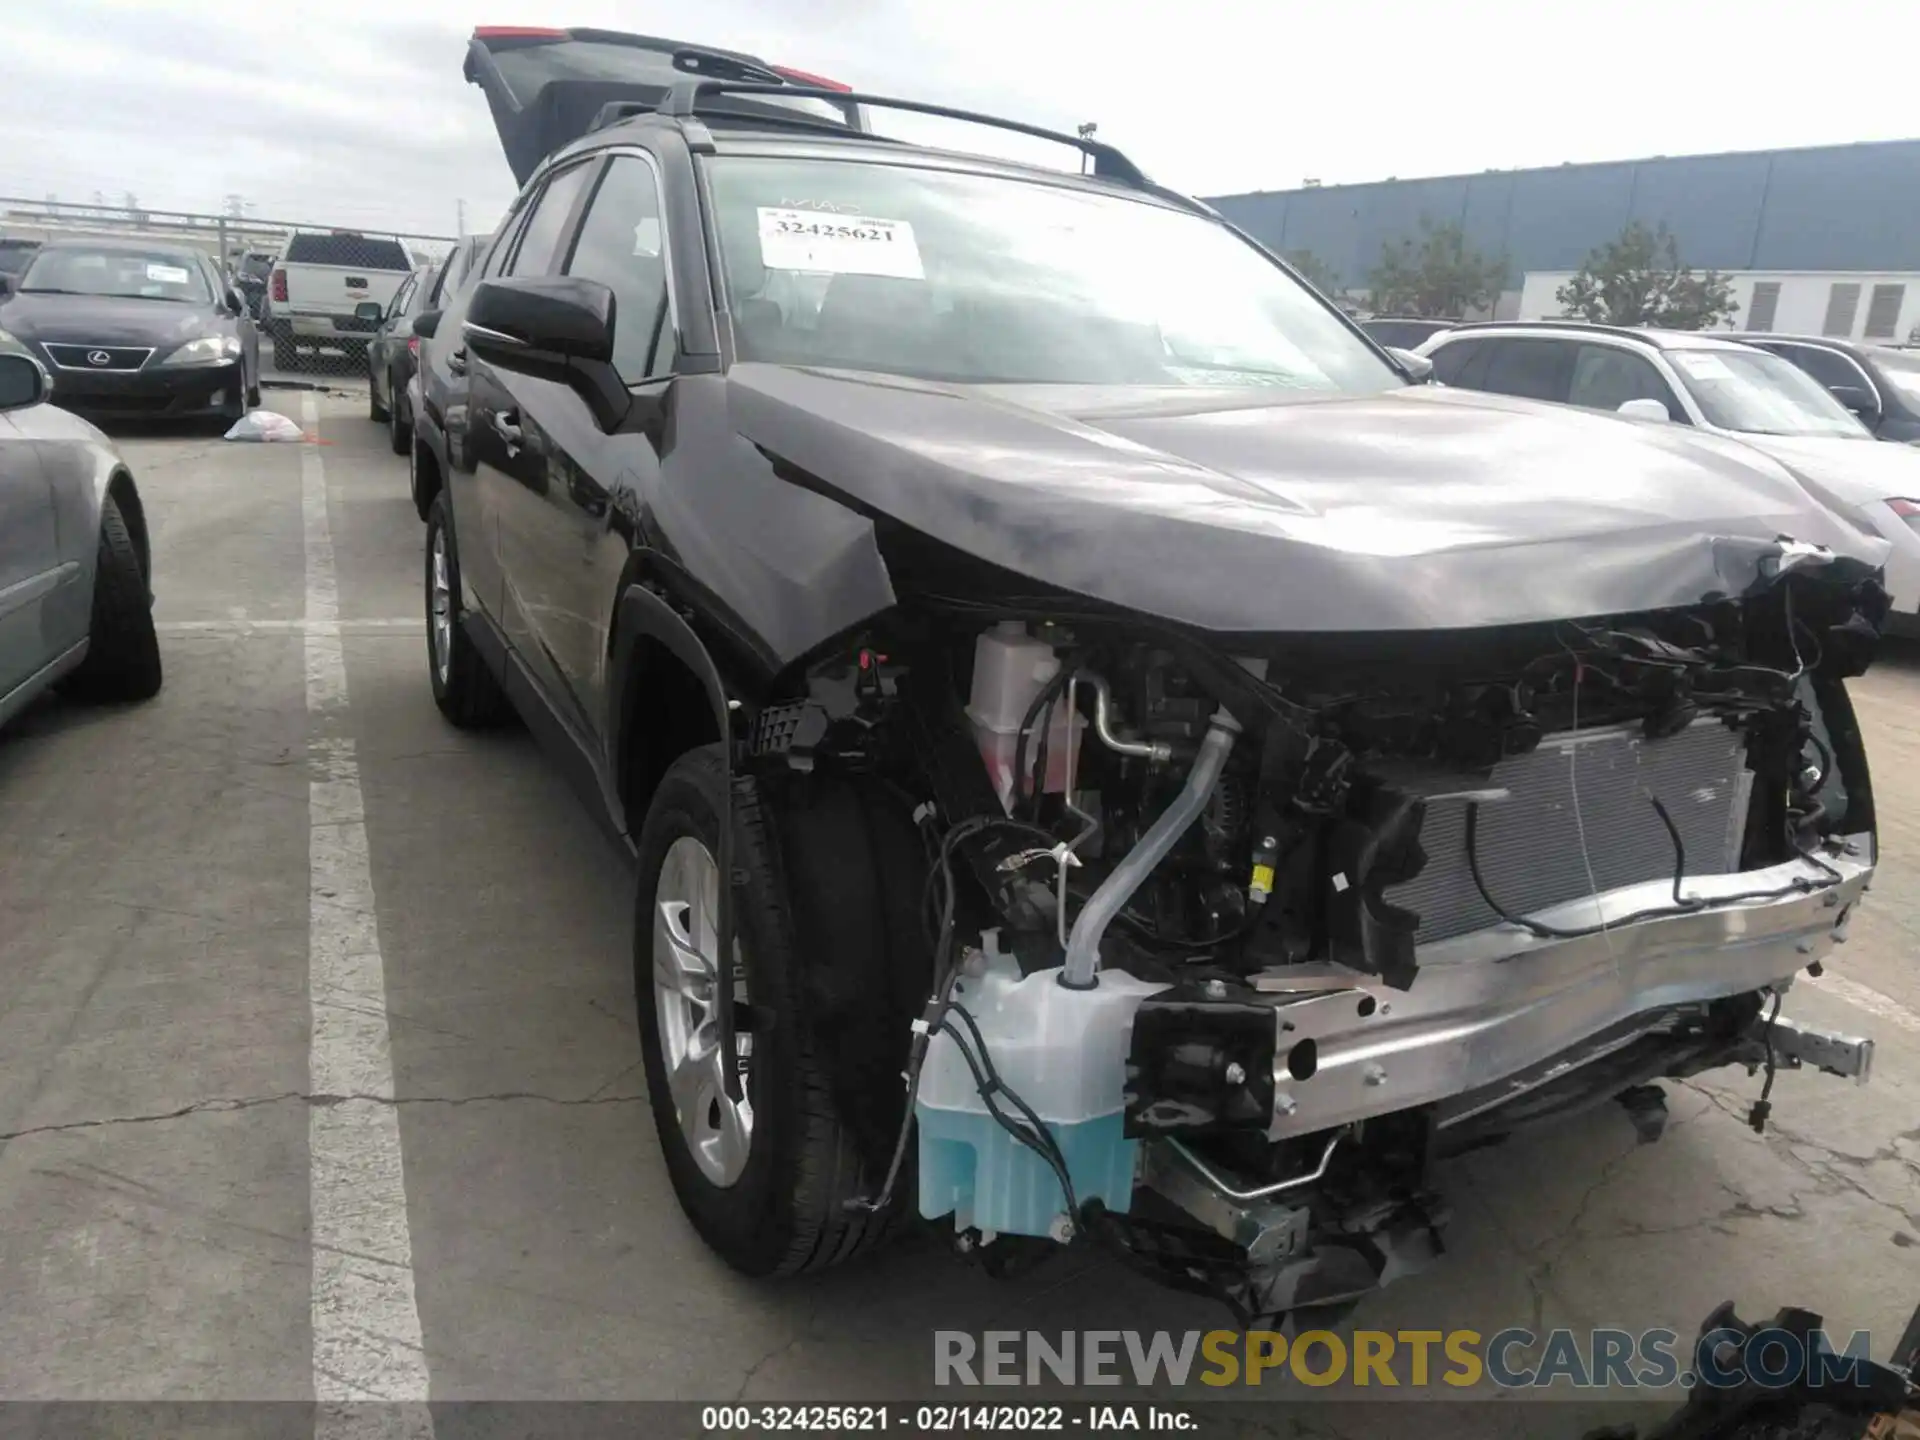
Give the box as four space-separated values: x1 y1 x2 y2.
0 292 221 348
1734 432 1920 510
726 366 1890 634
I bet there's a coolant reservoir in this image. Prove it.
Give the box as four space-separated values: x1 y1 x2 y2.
916 947 1166 1239
965 621 1084 813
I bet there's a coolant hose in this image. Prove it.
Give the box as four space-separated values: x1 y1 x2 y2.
1059 707 1241 989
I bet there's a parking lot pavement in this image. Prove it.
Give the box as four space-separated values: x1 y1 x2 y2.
0 394 1914 1424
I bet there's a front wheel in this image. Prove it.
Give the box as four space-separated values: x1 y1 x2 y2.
66 494 162 703
634 747 927 1276
423 491 510 728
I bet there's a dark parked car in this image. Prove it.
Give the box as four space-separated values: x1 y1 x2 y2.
1732 333 1920 444
1359 316 1461 349
229 249 278 320
412 26 1888 1320
403 234 489 516
0 240 259 423
362 262 437 454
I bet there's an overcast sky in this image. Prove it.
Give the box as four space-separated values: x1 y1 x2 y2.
2 0 1913 240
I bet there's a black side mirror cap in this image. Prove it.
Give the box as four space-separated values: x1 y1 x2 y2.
0 352 51 411
463 277 627 430
412 309 442 339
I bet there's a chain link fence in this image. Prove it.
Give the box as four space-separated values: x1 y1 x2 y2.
0 196 458 391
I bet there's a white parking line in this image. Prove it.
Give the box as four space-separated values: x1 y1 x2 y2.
1807 970 1920 1036
301 393 435 1435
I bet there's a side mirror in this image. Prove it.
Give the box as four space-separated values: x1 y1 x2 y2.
412 309 442 339
1387 347 1434 383
464 276 627 430
1827 383 1880 420
354 301 386 324
1617 398 1671 422
0 352 51 411
225 287 246 314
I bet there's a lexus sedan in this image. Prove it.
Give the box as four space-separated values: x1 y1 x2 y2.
0 240 260 425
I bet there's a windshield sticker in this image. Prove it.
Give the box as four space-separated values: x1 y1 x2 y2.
1672 352 1736 381
756 208 924 280
146 263 191 284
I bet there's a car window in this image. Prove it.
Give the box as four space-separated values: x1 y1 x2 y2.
1567 344 1683 418
1667 346 1871 438
1868 347 1920 408
1428 338 1486 387
563 155 676 384
1775 344 1871 396
704 155 1402 392
505 163 596 278
1478 338 1572 403
18 245 212 304
283 233 411 270
387 273 418 320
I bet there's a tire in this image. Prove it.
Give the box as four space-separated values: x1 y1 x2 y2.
66 494 162 703
246 380 261 408
369 359 390 423
634 746 929 1277
388 379 409 456
424 490 510 728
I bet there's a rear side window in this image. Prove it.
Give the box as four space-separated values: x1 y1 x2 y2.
284 233 412 270
1479 338 1573 404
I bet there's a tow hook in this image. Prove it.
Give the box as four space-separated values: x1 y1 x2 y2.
1754 1015 1876 1084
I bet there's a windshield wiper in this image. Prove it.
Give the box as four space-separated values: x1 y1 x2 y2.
18 286 82 295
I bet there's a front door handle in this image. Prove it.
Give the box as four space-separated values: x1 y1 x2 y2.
448 347 467 376
488 408 523 458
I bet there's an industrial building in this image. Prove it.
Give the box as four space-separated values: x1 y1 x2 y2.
1206 137 1920 340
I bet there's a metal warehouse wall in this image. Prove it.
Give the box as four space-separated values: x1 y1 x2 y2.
1205 138 1920 286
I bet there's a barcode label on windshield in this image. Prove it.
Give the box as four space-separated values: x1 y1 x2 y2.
756 208 924 279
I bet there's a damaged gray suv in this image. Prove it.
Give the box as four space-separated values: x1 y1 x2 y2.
418 25 1889 1321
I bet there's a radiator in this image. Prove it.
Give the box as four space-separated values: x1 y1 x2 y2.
1386 718 1755 944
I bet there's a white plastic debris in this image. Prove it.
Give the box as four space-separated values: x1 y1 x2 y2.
223 409 307 442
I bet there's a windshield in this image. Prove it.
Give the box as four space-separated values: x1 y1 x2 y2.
1870 347 1920 408
19 245 210 303
1668 346 1871 438
706 156 1401 391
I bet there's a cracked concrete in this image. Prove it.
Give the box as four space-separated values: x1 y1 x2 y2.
0 397 1915 1415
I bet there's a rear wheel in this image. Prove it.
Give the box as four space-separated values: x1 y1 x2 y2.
66 494 162 703
423 490 510 728
634 747 927 1276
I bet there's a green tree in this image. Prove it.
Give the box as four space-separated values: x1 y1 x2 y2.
1556 221 1738 330
1283 248 1342 296
1366 218 1507 317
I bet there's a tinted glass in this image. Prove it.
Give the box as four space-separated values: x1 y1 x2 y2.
283 233 412 270
1776 344 1868 394
19 245 212 303
1428 338 1484 386
1667 346 1871 438
1478 338 1572 403
1868 347 1920 408
564 156 675 382
1567 345 1681 417
706 156 1401 392
506 164 595 277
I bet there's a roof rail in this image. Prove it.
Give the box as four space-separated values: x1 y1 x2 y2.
656 79 1153 188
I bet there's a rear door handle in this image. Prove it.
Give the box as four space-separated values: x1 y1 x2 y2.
448 348 467 376
488 408 523 457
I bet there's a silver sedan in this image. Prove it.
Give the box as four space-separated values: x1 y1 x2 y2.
0 340 161 729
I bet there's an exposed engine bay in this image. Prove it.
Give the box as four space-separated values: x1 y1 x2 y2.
743 545 1887 1322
